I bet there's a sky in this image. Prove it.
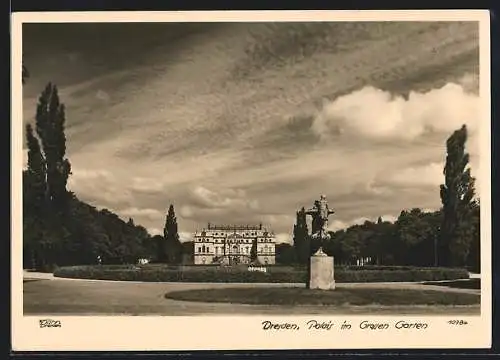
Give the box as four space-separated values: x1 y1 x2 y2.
22 21 481 244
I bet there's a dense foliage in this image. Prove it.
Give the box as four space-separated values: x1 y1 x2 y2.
53 264 469 283
290 126 480 272
288 206 480 272
22 83 181 270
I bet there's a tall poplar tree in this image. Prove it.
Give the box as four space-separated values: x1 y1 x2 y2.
439 125 476 267
35 83 71 212
293 207 310 264
163 204 182 264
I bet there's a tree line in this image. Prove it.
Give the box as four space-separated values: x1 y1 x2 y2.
22 76 481 272
287 125 480 271
23 82 183 270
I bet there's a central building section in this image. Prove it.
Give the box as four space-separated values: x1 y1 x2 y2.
193 223 276 265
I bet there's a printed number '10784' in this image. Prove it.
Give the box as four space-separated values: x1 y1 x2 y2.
448 320 468 325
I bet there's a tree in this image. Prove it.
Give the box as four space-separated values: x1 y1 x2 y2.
163 204 182 264
395 209 436 266
23 123 49 269
275 243 296 264
35 83 72 212
181 241 194 264
439 125 476 267
22 62 29 84
23 82 156 269
28 83 73 269
250 238 258 263
293 207 310 264
151 235 165 263
466 199 481 272
24 124 47 212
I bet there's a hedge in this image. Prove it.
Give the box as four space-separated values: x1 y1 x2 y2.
53 265 469 283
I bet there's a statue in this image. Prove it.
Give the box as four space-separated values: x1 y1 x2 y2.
305 195 335 254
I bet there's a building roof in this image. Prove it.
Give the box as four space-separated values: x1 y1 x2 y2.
207 223 263 231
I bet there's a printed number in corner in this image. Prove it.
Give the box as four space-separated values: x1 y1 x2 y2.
39 319 62 328
447 320 468 326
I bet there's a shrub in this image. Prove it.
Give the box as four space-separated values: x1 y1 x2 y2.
53 264 469 283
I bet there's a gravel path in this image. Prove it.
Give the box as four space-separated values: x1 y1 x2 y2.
23 271 480 316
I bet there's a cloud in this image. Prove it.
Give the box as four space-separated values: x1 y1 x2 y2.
148 227 162 236
328 214 399 231
21 22 481 237
327 219 349 232
180 186 261 222
312 81 479 142
275 232 292 244
380 214 398 223
380 162 444 188
327 217 371 232
118 207 163 221
67 168 132 206
179 205 195 219
458 73 479 94
131 177 165 193
179 231 193 242
96 89 110 102
190 186 259 210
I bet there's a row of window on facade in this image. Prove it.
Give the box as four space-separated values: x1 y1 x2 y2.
202 231 266 236
199 257 270 264
195 238 272 243
196 245 274 254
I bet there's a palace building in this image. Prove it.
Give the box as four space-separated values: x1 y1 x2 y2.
193 223 276 265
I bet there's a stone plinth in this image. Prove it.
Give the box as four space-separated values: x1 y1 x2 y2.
309 248 335 290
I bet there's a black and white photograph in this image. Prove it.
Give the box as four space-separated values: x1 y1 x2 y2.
12 10 491 351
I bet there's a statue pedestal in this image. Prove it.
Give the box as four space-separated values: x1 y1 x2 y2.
309 248 335 290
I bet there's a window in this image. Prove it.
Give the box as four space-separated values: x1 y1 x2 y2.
202 245 206 253
198 247 202 253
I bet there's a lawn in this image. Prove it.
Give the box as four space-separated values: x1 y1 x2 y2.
164 287 480 306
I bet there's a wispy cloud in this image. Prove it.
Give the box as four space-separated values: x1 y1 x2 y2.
21 22 481 237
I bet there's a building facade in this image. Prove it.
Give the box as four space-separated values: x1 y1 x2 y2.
193 223 276 265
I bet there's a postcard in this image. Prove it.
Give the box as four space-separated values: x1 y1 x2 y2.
12 10 491 351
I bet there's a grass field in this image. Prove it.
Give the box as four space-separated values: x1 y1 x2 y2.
164 287 480 306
